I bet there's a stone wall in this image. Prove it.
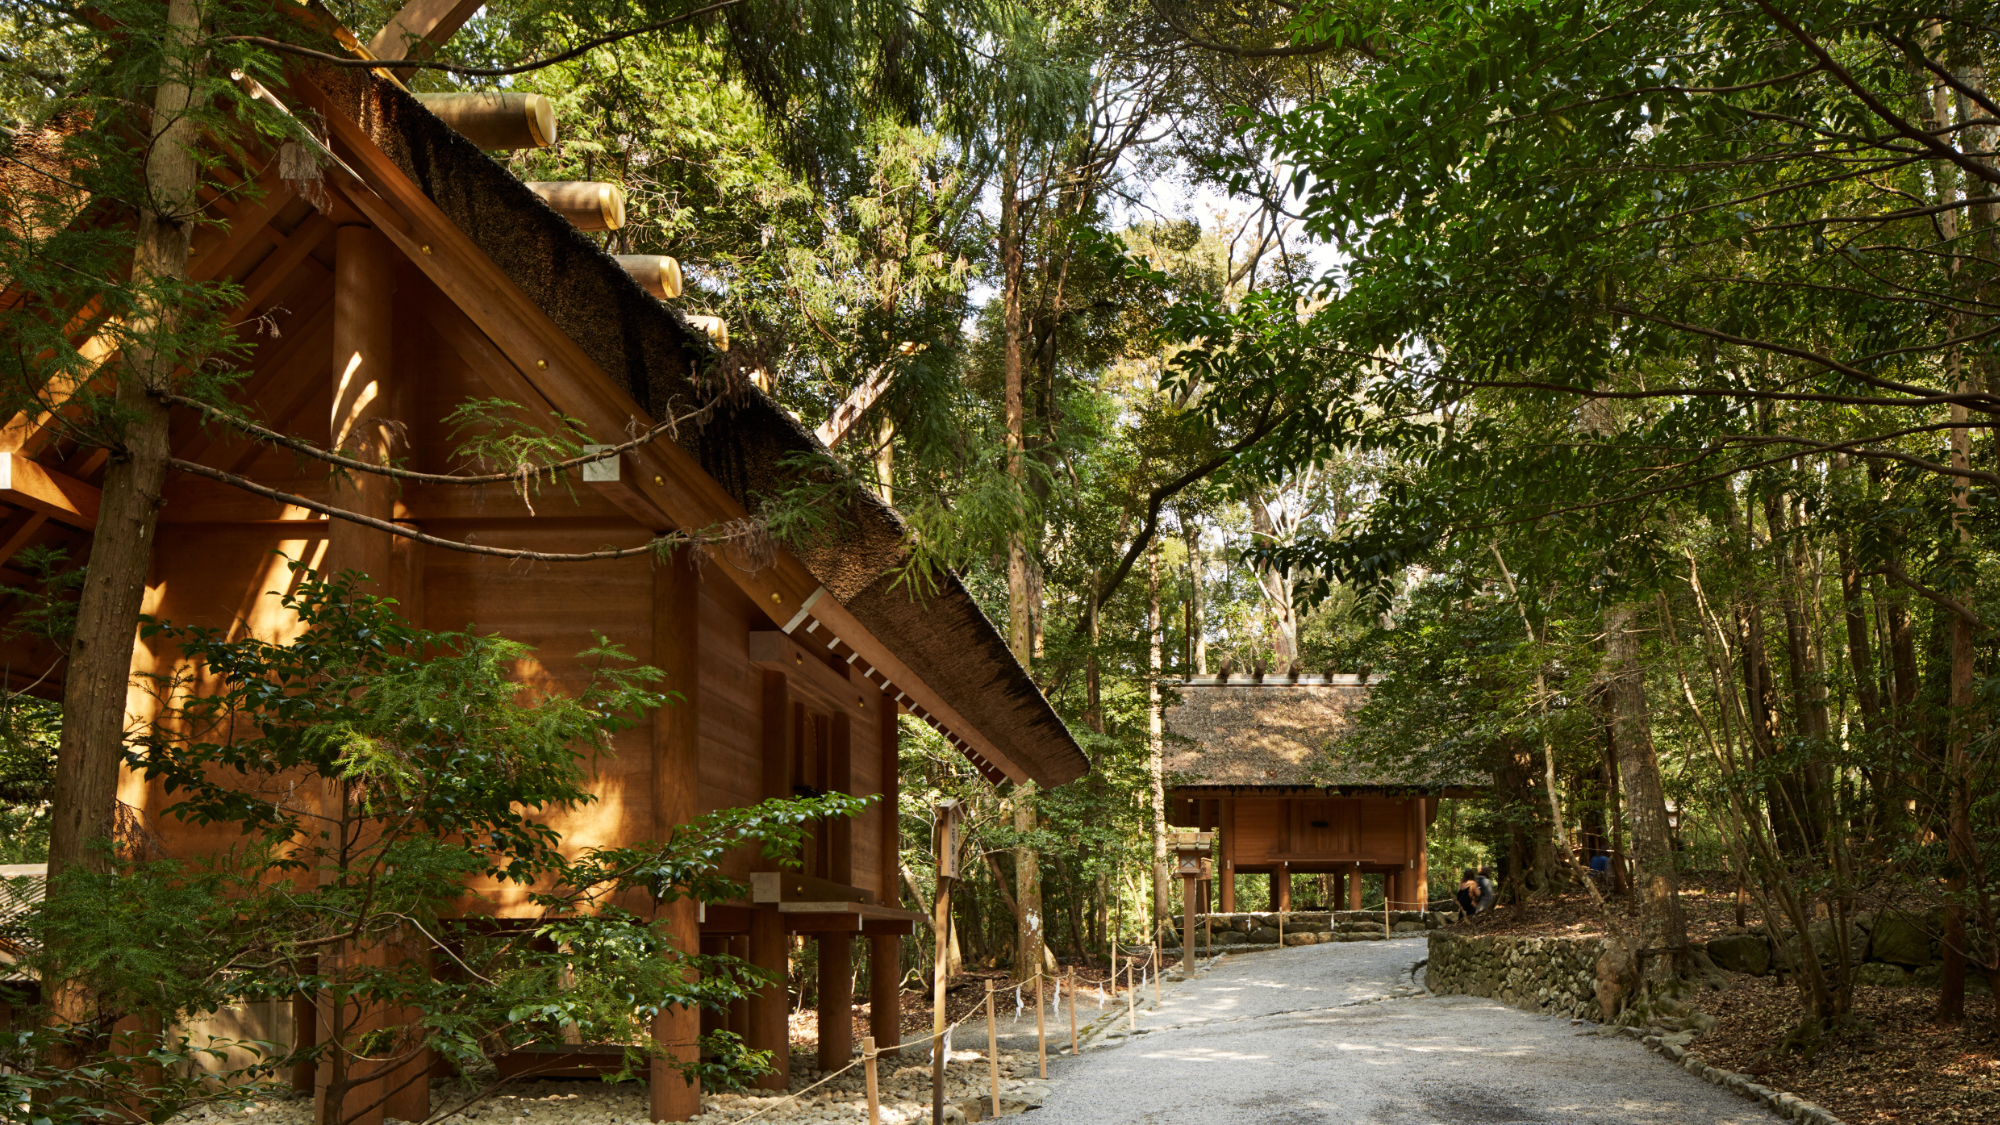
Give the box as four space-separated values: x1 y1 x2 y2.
1702 911 1993 991
1166 910 1450 947
1425 931 1609 1021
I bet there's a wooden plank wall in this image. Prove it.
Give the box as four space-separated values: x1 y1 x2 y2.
127 264 897 915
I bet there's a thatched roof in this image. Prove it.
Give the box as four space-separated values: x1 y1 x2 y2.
303 71 1089 789
1163 677 1461 791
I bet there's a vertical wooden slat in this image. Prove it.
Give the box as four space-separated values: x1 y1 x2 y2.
751 670 792 1091
869 692 901 1056
748 908 789 1091
1219 798 1236 914
651 551 702 1121
324 226 396 587
818 710 855 1070
320 225 397 1125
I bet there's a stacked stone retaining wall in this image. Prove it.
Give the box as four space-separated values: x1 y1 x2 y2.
1165 910 1452 947
1425 931 1609 1021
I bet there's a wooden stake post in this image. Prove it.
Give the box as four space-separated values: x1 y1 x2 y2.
930 800 962 1125
863 1036 880 1125
1034 969 1046 1078
984 982 1001 1120
1067 968 1077 1055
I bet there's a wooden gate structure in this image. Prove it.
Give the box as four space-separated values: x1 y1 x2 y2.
1164 674 1476 916
0 5 1088 1121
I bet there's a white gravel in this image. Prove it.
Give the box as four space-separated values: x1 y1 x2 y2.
1031 939 1783 1124
171 1044 1052 1125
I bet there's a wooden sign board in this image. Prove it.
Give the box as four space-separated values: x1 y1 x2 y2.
934 799 964 880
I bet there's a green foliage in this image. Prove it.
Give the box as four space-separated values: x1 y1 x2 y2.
3 563 865 1122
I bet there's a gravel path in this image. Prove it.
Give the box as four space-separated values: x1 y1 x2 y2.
1032 939 1782 1124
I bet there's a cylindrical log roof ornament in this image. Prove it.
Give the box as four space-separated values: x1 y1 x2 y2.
684 314 729 351
614 255 683 299
413 93 556 150
524 181 626 231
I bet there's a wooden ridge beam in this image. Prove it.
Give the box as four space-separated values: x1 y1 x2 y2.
366 0 487 74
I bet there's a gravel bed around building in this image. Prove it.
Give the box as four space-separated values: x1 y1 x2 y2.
169 1045 1055 1125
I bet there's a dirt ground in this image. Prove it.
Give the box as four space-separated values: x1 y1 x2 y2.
1466 875 2000 1125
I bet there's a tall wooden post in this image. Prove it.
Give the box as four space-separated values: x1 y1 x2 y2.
817 713 855 1071
930 801 960 1125
1347 864 1362 910
748 909 789 1092
728 935 751 1042
1415 797 1432 910
1333 871 1347 911
326 225 397 585
651 552 702 1121
870 693 902 1055
1182 870 1196 968
751 671 793 1091
318 225 398 1125
1219 799 1236 914
817 934 853 1070
1276 862 1291 912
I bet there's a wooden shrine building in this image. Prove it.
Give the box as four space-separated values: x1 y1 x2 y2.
0 11 1088 1122
1164 674 1474 916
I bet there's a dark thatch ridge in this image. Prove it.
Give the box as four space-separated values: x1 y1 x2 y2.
1164 682 1463 790
316 70 1087 788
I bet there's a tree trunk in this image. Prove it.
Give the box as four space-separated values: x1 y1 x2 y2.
1000 132 1031 668
1013 782 1046 981
1765 490 1830 846
1185 523 1206 675
46 0 198 1035
1147 545 1167 928
1249 493 1297 667
1601 602 1686 981
1085 568 1102 733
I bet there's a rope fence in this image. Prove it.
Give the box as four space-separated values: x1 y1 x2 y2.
727 956 1169 1125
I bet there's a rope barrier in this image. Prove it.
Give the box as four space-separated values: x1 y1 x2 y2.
727 978 1015 1124
726 965 1113 1122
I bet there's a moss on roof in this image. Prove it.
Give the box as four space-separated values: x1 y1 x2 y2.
1163 680 1462 790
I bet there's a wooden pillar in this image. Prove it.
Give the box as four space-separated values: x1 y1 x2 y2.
317 225 400 1125
1333 872 1346 910
699 935 728 1044
326 225 397 585
751 670 792 1090
727 936 751 1041
1275 863 1291 912
816 710 855 1070
1409 797 1429 911
748 909 789 1091
817 933 853 1069
870 692 901 1055
1219 799 1236 914
651 552 702 1121
1182 869 1197 965
1347 864 1362 910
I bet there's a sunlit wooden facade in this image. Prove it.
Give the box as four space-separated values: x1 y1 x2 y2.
0 22 1087 1123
